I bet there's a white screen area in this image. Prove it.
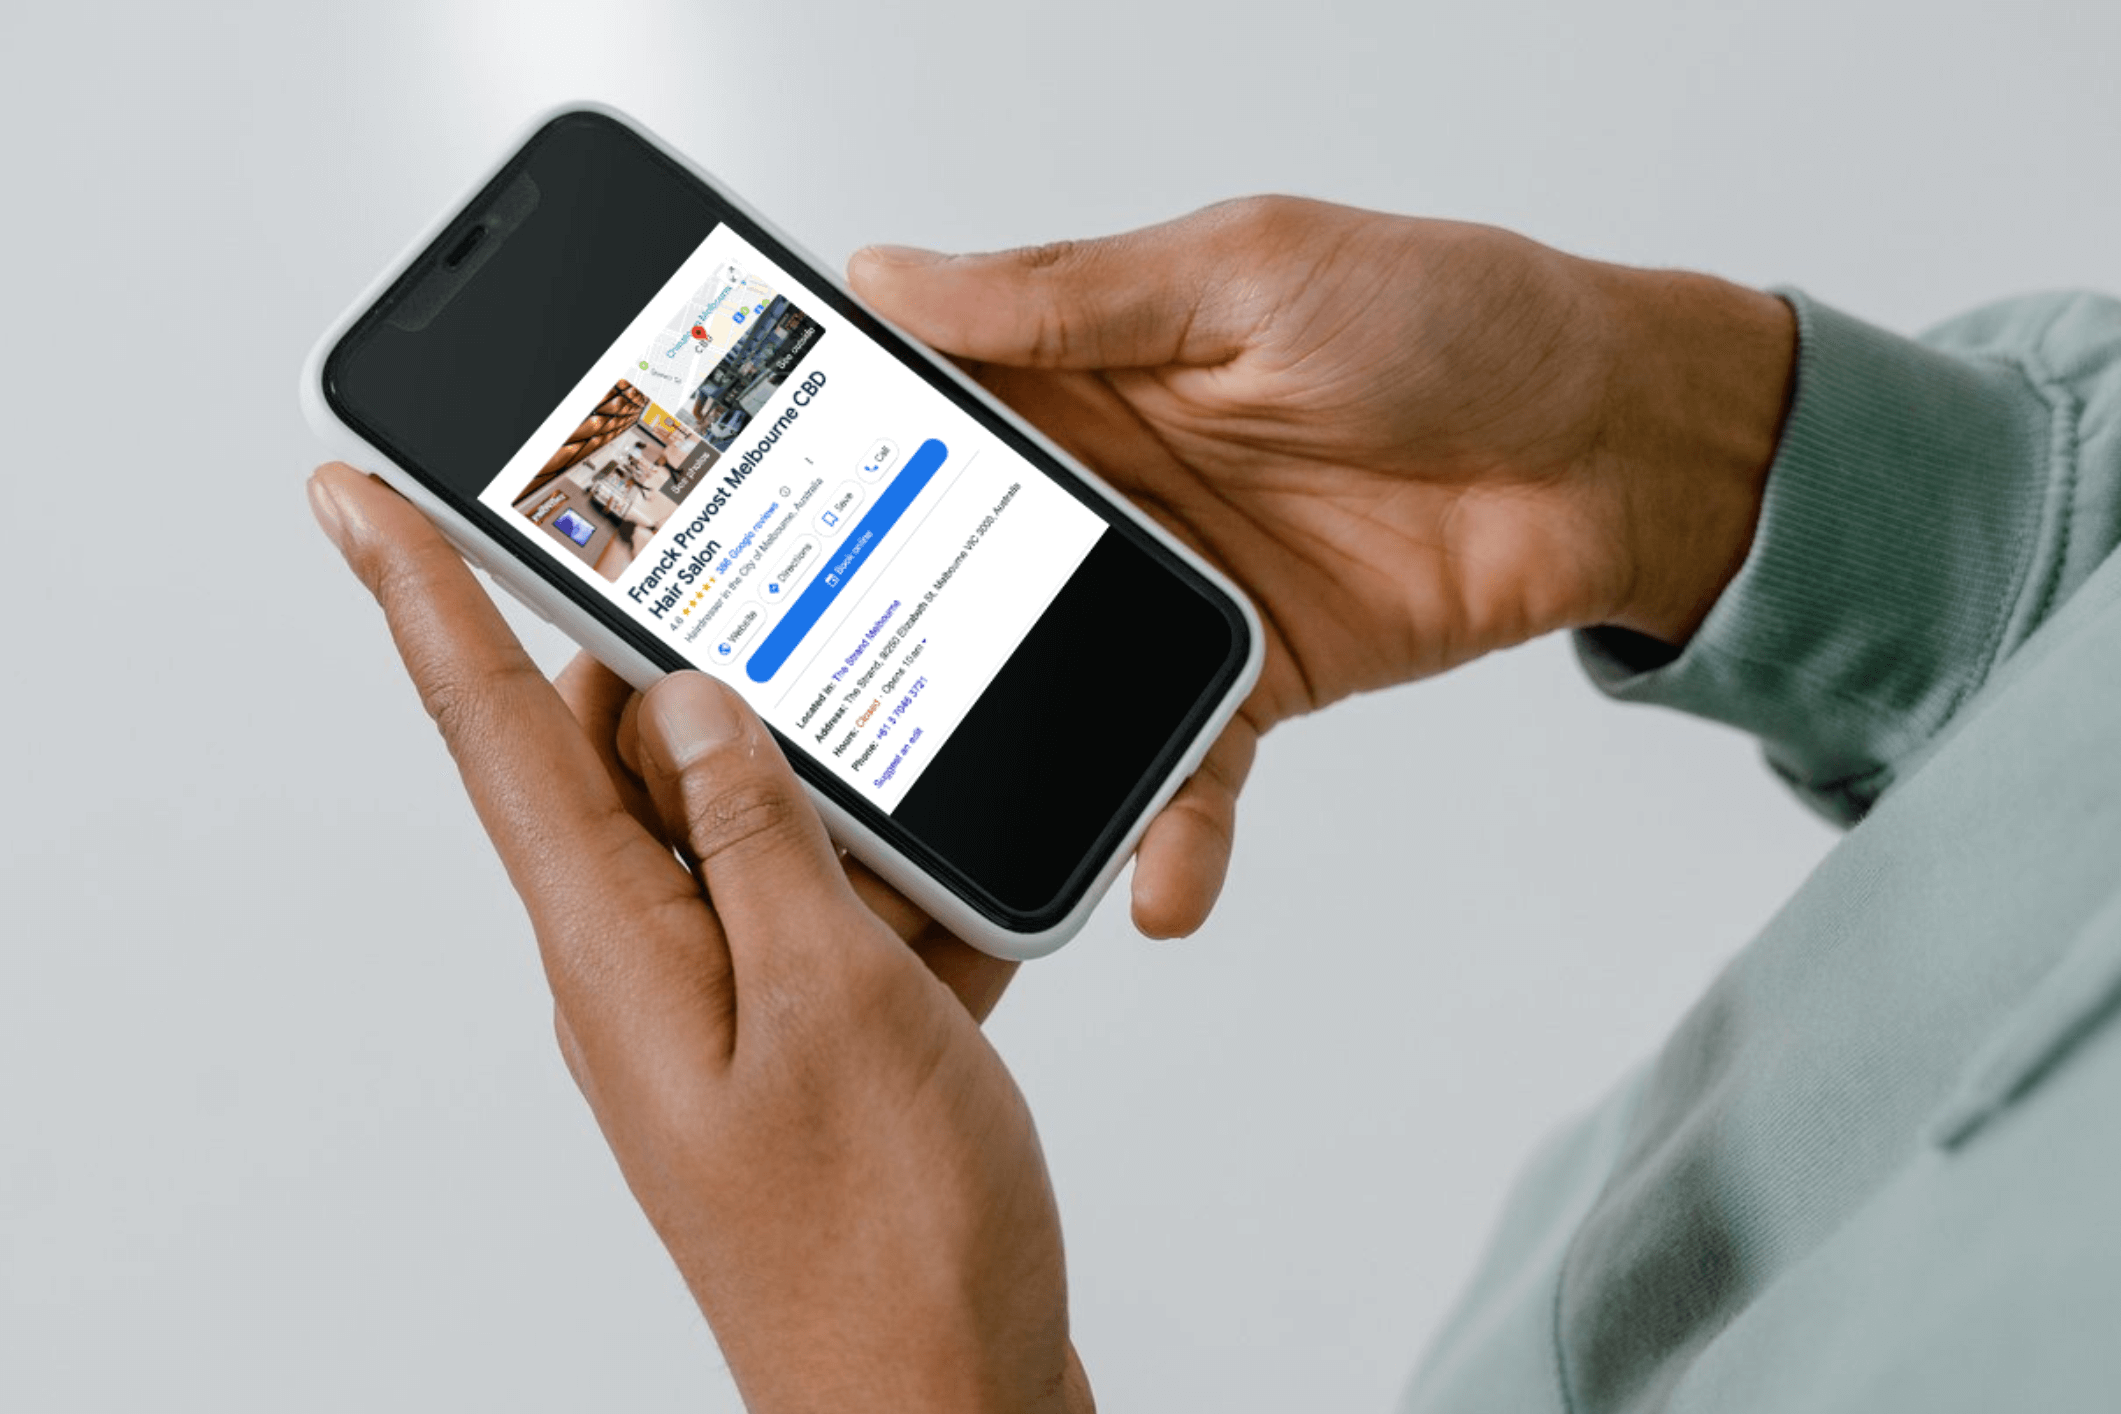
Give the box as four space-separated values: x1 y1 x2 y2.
479 224 1106 810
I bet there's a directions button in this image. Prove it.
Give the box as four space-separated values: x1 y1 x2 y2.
762 535 820 603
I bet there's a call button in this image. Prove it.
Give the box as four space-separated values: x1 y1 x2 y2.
858 438 899 483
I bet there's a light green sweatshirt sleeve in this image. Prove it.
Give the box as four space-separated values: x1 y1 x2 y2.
1577 289 2121 823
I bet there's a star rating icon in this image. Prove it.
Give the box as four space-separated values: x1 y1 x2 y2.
676 577 719 619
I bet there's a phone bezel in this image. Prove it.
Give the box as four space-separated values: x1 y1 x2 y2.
309 104 1262 949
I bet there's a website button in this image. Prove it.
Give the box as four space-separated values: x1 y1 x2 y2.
717 601 769 664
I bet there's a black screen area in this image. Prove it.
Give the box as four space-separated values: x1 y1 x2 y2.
323 110 1251 934
328 115 715 493
893 530 1235 914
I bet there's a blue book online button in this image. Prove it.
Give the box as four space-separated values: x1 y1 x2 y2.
745 438 948 683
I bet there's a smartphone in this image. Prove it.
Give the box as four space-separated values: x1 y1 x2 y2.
303 104 1261 959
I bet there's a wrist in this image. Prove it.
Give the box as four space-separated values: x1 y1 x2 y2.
1577 263 1797 646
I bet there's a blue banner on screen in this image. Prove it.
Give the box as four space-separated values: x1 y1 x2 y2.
746 438 948 683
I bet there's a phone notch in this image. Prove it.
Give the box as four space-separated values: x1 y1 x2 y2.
442 223 488 269
387 171 540 332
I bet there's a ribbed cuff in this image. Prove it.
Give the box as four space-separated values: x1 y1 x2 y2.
1577 290 2066 824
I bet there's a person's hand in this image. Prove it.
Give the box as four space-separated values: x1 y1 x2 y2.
308 463 1093 1414
850 197 1796 934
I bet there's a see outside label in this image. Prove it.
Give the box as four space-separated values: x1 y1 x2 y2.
478 224 1104 810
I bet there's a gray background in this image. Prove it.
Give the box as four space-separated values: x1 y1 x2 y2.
4 1 2115 1409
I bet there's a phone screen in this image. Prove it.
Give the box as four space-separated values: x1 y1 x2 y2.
325 112 1248 927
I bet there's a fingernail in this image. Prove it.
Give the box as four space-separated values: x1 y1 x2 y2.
307 474 351 553
644 672 748 769
857 243 947 268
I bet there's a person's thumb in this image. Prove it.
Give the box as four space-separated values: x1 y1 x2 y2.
847 200 1280 370
635 671 863 985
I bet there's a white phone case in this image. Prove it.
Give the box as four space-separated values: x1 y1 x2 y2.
300 101 1263 959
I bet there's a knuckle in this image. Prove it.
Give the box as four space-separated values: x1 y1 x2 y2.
417 658 542 753
1198 733 1253 800
413 662 487 744
749 932 906 1050
1010 236 1085 273
1210 192 1279 225
551 1006 588 1088
1171 789 1237 853
1027 304 1075 365
415 670 484 744
678 773 803 864
611 1063 723 1168
358 530 454 609
339 528 400 599
1007 240 1093 364
1210 193 1307 244
811 923 902 999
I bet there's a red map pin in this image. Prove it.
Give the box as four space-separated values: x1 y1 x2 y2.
691 324 706 340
